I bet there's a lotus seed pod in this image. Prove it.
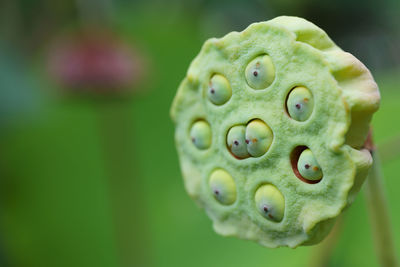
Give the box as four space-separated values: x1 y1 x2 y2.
190 120 211 150
255 184 285 222
297 149 323 181
245 119 273 157
287 87 314 121
171 16 380 248
207 74 232 105
209 169 237 205
245 55 275 89
227 125 249 159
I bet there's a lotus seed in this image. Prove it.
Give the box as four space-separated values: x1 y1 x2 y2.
287 86 314 121
297 149 323 181
207 74 232 105
209 169 237 205
245 119 273 157
190 120 212 150
255 184 285 222
227 125 249 159
245 55 275 89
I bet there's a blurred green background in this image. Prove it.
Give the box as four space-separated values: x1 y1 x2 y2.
0 0 399 266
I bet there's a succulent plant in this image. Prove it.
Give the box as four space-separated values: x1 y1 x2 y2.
170 16 380 248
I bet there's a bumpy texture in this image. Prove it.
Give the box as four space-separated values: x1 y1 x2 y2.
170 16 380 248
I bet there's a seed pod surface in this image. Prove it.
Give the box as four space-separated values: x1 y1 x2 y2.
171 16 379 248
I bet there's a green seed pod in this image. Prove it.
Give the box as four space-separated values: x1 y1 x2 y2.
245 55 275 89
255 184 285 222
171 16 380 248
297 149 323 181
207 74 232 105
245 119 273 157
287 86 314 121
209 169 237 205
227 125 249 159
190 120 211 150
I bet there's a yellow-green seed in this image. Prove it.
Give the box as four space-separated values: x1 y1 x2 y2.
245 119 273 157
287 86 314 121
227 125 249 159
297 149 323 181
245 55 275 89
255 184 285 222
209 169 237 205
190 120 211 150
207 74 232 105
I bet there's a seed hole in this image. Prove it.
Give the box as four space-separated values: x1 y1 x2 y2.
207 74 232 105
290 146 322 184
209 169 237 205
285 86 314 122
255 184 285 222
245 54 275 89
190 120 212 150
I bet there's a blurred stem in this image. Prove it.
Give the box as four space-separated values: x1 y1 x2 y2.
98 102 149 267
365 137 399 267
310 214 343 267
378 135 400 163
1 0 22 46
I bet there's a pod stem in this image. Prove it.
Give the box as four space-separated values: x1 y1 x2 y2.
310 214 344 267
365 133 399 267
97 102 150 267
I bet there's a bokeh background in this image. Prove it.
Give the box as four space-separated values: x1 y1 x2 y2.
0 0 399 266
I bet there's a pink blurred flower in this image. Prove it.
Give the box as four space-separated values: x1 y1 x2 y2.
48 32 146 94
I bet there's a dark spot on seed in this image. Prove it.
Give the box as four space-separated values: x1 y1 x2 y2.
253 71 258 77
268 214 274 219
305 164 310 169
214 190 219 195
234 140 239 146
295 103 301 109
245 139 249 144
210 88 215 94
192 137 196 143
263 206 268 212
